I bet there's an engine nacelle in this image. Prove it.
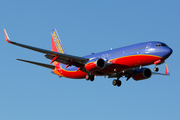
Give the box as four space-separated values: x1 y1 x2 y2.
85 58 106 71
132 68 152 81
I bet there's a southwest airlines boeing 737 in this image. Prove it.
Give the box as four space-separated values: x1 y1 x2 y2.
4 29 173 87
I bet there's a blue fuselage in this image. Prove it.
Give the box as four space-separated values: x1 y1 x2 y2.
60 41 172 73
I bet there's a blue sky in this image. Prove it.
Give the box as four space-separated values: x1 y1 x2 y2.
0 0 180 120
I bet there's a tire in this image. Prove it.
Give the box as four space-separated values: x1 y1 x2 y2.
90 75 94 81
112 80 117 86
116 80 122 87
86 74 90 80
154 67 159 72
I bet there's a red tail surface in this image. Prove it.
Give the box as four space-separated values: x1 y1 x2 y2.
51 29 66 54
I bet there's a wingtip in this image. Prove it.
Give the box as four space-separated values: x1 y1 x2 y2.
165 63 170 75
3 29 11 43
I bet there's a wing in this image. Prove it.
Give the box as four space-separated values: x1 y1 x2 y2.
16 58 55 69
151 72 170 76
152 63 170 76
4 29 89 67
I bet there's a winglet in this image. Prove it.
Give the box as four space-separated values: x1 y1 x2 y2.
4 29 11 43
165 63 170 75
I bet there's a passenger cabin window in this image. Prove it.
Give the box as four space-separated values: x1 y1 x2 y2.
112 47 145 57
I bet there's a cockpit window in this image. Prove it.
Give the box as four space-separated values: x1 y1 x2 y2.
156 44 160 47
156 44 168 47
161 44 168 46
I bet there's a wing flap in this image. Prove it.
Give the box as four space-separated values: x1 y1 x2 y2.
45 54 83 67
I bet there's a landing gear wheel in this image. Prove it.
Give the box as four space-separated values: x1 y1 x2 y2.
86 74 94 81
116 80 122 87
112 80 122 87
112 79 117 86
154 67 159 72
89 75 94 81
86 74 90 80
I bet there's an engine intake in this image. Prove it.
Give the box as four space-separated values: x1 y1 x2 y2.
96 58 106 69
132 68 152 81
85 58 106 71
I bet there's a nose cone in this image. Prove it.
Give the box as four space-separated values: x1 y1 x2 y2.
163 47 173 58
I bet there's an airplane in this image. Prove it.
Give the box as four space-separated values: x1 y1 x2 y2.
4 29 173 87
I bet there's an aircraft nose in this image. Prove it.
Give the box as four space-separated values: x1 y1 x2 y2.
163 47 173 58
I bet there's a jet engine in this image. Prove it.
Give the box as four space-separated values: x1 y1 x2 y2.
85 58 106 71
132 68 152 81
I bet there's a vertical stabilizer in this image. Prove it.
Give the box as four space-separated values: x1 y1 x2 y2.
51 29 66 54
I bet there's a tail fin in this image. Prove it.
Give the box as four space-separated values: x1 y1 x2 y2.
51 29 66 54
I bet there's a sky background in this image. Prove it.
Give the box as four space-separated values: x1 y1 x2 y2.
0 0 180 120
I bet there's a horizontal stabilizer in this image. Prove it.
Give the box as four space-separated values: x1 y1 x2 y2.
16 58 55 69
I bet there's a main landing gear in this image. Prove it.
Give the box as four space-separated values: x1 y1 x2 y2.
112 74 122 87
86 73 122 87
112 79 122 87
86 74 95 81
